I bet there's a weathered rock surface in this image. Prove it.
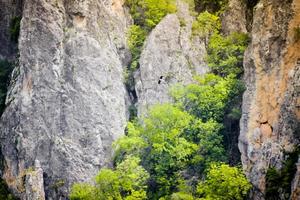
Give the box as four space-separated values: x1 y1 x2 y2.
0 0 130 199
239 0 300 198
25 160 45 200
135 0 208 116
221 0 247 35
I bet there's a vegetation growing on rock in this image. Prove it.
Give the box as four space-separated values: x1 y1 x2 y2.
192 11 221 38
266 147 300 199
125 0 176 30
70 0 251 199
9 16 21 43
0 60 13 116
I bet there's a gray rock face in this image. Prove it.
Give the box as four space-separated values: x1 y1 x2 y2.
0 0 130 199
239 0 300 197
25 160 45 200
221 0 247 35
135 0 208 116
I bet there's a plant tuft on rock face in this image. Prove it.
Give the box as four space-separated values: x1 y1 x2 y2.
10 16 21 43
266 147 300 199
125 25 147 89
0 60 14 116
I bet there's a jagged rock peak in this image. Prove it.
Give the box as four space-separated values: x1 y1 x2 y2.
135 0 208 116
0 0 131 199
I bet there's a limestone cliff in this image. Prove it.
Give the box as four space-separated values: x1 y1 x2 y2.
0 0 210 198
135 0 208 116
0 0 299 199
0 0 130 199
239 0 300 198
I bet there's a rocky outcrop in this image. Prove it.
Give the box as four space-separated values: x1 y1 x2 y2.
221 0 247 35
25 160 45 200
135 0 208 116
0 0 130 199
239 0 300 198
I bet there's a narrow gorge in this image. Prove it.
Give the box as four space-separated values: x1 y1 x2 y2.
0 0 299 199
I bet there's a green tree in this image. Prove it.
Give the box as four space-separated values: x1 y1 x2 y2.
192 11 221 38
183 119 226 174
69 183 96 200
115 104 198 198
171 73 243 122
143 0 176 29
206 32 249 77
125 0 176 29
197 163 251 200
70 156 149 200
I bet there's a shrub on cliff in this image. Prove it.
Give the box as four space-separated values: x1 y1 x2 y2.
125 25 147 88
70 156 149 200
125 0 176 29
192 11 221 38
197 163 251 200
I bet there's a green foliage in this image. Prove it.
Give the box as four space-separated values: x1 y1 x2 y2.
184 119 226 172
0 60 13 116
0 180 17 200
114 104 230 198
125 25 147 88
265 167 280 199
206 32 249 77
115 104 198 198
171 192 194 200
70 156 149 200
266 147 300 199
171 73 244 122
127 25 147 63
125 0 176 29
10 16 21 43
70 183 95 200
197 163 251 200
72 5 251 196
192 11 221 38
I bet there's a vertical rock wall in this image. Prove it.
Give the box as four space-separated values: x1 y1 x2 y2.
135 0 208 116
239 0 300 198
0 0 130 199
